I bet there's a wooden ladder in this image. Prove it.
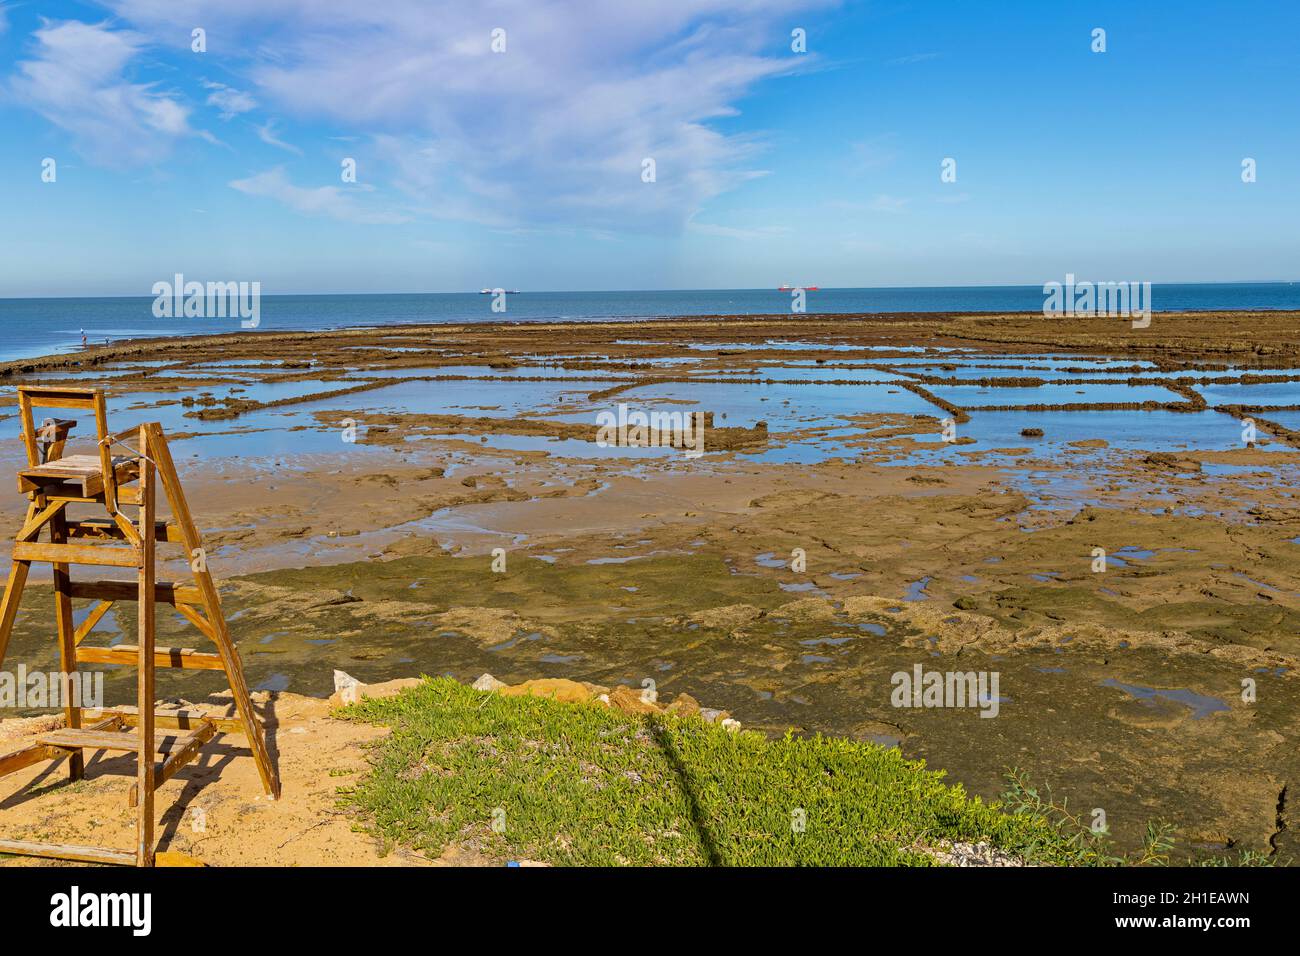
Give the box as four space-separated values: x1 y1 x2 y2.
0 387 279 866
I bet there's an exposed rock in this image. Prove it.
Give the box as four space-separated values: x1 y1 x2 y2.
664 692 701 718
332 669 363 706
687 603 764 630
429 607 558 646
472 673 507 692
1144 451 1200 473
773 597 836 622
499 678 605 704
607 684 661 714
329 672 421 707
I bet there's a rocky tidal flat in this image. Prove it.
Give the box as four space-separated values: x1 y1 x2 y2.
2 311 1300 862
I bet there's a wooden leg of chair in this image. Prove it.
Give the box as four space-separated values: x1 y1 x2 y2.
147 423 280 799
136 444 157 868
50 512 84 782
0 560 31 671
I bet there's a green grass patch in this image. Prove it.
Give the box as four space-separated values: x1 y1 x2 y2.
341 677 1075 866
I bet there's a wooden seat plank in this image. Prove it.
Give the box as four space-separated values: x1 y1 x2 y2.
35 728 192 752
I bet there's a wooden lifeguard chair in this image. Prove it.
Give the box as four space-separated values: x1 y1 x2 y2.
0 386 279 866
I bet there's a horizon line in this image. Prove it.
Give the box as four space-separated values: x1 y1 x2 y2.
2 278 1298 302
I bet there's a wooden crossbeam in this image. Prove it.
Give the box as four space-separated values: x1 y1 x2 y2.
86 707 245 735
0 743 68 779
76 644 225 670
68 579 202 605
16 499 65 542
0 839 135 866
73 600 115 645
128 722 218 808
65 517 181 543
174 602 216 640
12 541 139 568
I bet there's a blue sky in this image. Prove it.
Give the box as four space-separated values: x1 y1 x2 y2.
1 0 1297 296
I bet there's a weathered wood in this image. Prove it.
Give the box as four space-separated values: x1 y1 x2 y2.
65 517 180 543
0 560 30 669
2 396 276 866
73 600 115 645
16 390 40 467
50 508 84 782
0 839 135 866
128 722 217 808
14 385 99 405
76 644 224 670
36 728 186 752
12 540 139 567
174 602 216 640
136 427 157 867
35 417 76 457
16 499 65 542
68 579 202 605
0 743 67 779
17 454 139 498
147 423 280 800
88 708 244 734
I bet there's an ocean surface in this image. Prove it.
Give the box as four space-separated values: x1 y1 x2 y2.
1 282 1297 364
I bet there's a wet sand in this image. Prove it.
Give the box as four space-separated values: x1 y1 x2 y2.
2 312 1300 861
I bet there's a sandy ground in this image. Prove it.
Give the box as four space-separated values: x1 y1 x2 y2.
0 681 455 867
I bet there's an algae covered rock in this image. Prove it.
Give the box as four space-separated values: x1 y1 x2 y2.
608 684 661 714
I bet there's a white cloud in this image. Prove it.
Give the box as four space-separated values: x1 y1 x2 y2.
203 80 257 120
0 4 9 36
9 20 195 165
255 120 303 155
229 167 409 224
102 0 835 231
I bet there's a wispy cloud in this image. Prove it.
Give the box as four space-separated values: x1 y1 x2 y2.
9 19 196 165
203 80 257 120
229 166 409 224
255 120 303 155
102 0 834 231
